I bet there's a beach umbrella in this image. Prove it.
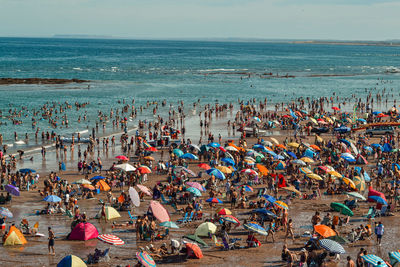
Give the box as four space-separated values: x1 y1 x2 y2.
185 242 203 259
332 106 340 111
342 177 357 190
292 159 306 166
206 197 223 204
90 176 105 181
341 155 356 163
307 173 323 181
327 235 350 245
103 206 121 220
328 171 342 178
361 255 387 267
225 146 239 152
216 208 232 215
270 137 279 145
389 252 400 267
197 163 211 170
261 140 273 147
149 200 170 223
243 222 268 236
300 157 314 163
136 251 156 267
276 144 287 150
208 142 221 148
274 200 289 210
319 239 345 254
172 148 184 157
73 179 92 185
180 153 198 160
206 168 226 180
0 207 13 218
262 194 277 203
216 166 232 174
186 182 206 192
137 184 152 196
115 163 136 172
82 184 95 190
57 255 87 267
287 142 300 148
115 155 129 161
182 167 197 177
195 222 217 236
275 161 286 170
253 208 277 218
369 195 388 205
221 215 240 225
186 187 202 197
346 192 366 201
97 180 111 191
238 185 254 192
286 151 298 159
144 156 155 161
5 184 20 196
314 225 336 238
43 195 61 202
189 144 200 151
241 169 258 176
282 186 301 195
97 234 124 245
330 202 353 216
183 234 208 247
145 146 158 152
138 166 152 174
253 116 261 122
353 176 366 192
19 168 36 174
221 157 235 166
300 167 312 174
129 187 140 207
159 221 179 229
256 164 269 176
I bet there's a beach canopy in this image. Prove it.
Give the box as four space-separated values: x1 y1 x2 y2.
57 255 87 267
115 163 136 172
149 200 170 222
243 222 268 236
129 187 140 207
361 254 387 267
97 180 111 191
3 226 27 246
330 202 354 216
43 195 62 202
5 184 20 196
136 251 156 267
185 242 203 259
97 234 124 245
0 207 13 218
314 225 336 238
69 222 99 241
319 239 345 254
195 222 217 237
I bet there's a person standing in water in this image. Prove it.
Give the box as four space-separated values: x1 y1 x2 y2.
48 227 55 255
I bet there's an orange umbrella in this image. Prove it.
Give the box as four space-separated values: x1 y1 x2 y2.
276 144 287 150
138 166 152 174
256 164 269 176
82 184 95 190
228 143 245 152
314 224 336 238
310 144 321 151
97 180 111 191
144 156 155 161
185 242 203 259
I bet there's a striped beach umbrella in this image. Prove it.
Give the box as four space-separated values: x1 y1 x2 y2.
238 185 254 192
159 221 179 229
319 239 345 254
0 207 13 218
389 251 400 267
221 215 240 225
243 223 268 236
346 192 366 201
186 182 206 192
361 255 387 267
97 234 124 245
136 251 156 267
353 176 366 192
186 187 202 197
274 200 289 210
206 198 223 204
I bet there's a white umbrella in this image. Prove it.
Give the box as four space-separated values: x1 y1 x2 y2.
115 163 136 172
129 187 140 207
74 179 92 185
190 144 200 151
225 146 238 152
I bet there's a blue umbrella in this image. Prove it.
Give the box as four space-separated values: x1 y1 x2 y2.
221 158 235 166
243 223 268 236
339 139 351 147
371 143 383 150
180 153 199 160
208 142 221 148
206 168 226 180
286 151 297 159
357 118 367 123
369 195 388 205
341 155 356 163
90 176 105 180
206 197 223 204
265 149 278 158
19 168 36 174
186 187 202 197
262 194 277 203
0 207 13 218
372 111 381 115
253 144 265 150
43 195 62 202
253 208 277 218
364 146 373 152
364 172 371 182
159 221 179 229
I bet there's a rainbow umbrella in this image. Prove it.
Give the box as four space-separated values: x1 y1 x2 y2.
274 201 289 210
238 185 254 192
0 207 13 218
136 251 156 267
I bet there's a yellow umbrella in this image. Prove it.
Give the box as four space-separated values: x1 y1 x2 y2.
324 117 333 124
300 157 315 163
216 166 232 174
282 186 301 195
270 137 279 145
316 135 323 143
328 170 342 178
274 201 289 210
288 142 300 148
353 176 366 192
310 118 318 125
144 156 155 161
307 173 323 181
342 177 356 190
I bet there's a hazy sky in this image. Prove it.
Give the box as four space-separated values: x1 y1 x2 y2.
0 0 399 40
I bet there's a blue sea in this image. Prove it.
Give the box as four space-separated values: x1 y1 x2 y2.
0 37 399 152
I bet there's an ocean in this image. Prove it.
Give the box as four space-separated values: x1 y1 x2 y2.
0 37 399 154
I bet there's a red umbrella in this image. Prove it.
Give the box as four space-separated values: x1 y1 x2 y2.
377 113 389 118
145 147 158 152
332 107 340 111
185 242 203 259
219 146 227 153
198 163 211 170
115 155 129 161
138 166 152 174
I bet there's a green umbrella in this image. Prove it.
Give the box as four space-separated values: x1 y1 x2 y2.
183 234 208 247
327 235 350 245
159 221 179 229
346 192 366 201
330 202 353 217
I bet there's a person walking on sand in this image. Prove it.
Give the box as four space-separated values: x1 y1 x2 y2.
48 227 55 255
100 203 107 223
375 221 384 246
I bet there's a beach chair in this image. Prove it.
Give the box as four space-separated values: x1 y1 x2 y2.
186 211 195 224
363 207 375 220
380 206 388 216
128 211 138 221
65 209 73 218
177 212 188 224
212 235 224 249
160 194 170 204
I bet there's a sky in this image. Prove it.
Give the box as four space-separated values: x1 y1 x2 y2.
0 0 399 40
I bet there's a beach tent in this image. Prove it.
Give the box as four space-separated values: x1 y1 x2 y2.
97 180 111 191
69 222 99 241
195 222 217 237
97 206 121 220
3 226 27 246
57 255 87 267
